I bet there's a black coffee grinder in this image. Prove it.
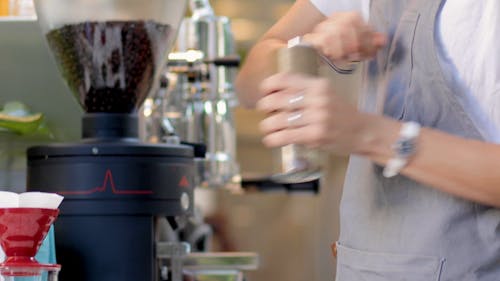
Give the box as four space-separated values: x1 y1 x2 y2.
25 0 192 281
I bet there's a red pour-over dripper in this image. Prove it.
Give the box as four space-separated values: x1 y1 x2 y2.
0 208 60 276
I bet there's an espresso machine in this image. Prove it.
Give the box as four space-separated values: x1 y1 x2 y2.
142 0 241 190
23 0 257 280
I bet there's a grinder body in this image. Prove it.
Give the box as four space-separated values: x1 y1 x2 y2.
27 141 194 281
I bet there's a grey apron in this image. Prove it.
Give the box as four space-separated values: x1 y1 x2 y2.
336 0 500 280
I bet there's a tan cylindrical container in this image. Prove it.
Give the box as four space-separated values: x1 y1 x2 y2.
271 45 323 183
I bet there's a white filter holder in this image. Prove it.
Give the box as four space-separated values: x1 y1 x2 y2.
0 191 63 209
0 191 19 208
18 192 64 209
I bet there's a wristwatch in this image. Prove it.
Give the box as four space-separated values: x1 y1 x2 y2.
383 121 421 178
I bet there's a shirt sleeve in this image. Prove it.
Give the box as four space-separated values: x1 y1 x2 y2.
439 0 500 131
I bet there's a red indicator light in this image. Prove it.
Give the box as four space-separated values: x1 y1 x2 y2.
178 176 190 188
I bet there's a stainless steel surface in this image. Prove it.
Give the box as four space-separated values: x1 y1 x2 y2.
271 45 324 183
183 252 259 271
156 242 191 259
174 0 240 188
271 144 323 183
156 242 191 281
156 242 258 281
142 0 240 189
177 0 238 103
185 272 243 281
183 252 258 281
160 52 239 189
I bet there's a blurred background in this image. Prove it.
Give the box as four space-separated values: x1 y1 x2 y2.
199 2 360 281
195 1 352 280
0 0 362 280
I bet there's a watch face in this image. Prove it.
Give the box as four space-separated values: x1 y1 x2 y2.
394 138 417 158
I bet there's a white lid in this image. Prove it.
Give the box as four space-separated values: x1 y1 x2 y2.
0 191 63 209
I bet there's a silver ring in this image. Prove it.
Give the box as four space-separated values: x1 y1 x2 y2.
288 94 305 105
287 112 303 127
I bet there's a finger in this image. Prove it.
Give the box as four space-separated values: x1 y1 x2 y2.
329 11 364 28
256 90 304 113
373 32 387 47
262 128 298 147
259 72 310 97
258 86 329 114
259 73 316 100
259 112 287 134
262 125 326 148
358 29 387 58
303 29 345 60
319 22 360 59
341 24 363 57
288 93 306 110
259 72 288 96
259 110 309 134
258 75 332 113
261 91 306 113
306 15 376 61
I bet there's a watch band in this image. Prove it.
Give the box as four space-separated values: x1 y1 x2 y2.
383 121 421 178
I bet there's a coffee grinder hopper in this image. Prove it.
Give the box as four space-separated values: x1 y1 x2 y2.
34 0 187 123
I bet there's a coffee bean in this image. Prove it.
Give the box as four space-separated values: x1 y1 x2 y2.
46 21 172 113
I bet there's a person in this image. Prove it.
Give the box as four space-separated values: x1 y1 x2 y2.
236 0 500 280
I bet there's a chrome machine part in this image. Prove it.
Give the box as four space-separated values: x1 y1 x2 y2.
156 242 259 281
142 0 241 189
162 52 240 189
178 0 239 103
177 0 240 189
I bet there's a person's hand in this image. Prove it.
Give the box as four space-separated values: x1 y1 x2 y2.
302 12 386 65
257 73 377 156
